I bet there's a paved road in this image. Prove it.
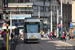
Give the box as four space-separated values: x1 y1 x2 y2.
15 38 75 50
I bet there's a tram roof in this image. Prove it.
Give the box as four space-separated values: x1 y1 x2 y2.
24 17 40 22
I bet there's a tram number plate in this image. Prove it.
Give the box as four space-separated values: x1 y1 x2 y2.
31 35 34 39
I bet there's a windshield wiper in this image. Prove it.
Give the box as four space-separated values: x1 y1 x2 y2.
28 29 33 33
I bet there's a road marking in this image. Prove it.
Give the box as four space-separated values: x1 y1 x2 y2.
55 44 62 46
58 41 73 46
47 41 73 46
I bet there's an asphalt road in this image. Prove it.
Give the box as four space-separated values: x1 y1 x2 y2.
15 38 75 50
0 37 75 50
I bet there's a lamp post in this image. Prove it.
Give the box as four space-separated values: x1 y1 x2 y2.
10 11 12 36
51 10 52 33
43 0 46 33
61 0 63 37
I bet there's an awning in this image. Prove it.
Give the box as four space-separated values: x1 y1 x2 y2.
2 26 16 29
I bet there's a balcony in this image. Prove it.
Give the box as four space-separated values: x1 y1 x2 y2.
8 3 33 7
33 11 54 17
33 1 49 6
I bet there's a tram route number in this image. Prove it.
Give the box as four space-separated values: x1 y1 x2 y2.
31 35 34 39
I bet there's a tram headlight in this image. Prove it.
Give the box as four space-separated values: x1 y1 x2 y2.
35 37 37 38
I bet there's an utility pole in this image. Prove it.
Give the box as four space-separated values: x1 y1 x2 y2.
51 10 52 32
4 0 9 50
43 0 45 32
38 6 40 18
57 10 59 37
61 0 63 37
10 12 12 36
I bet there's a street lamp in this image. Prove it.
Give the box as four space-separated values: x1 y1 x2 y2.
43 0 46 33
61 0 63 37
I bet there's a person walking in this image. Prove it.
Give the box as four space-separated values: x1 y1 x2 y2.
42 31 44 38
21 31 23 38
3 30 6 42
0 32 1 38
62 32 66 41
66 31 70 40
11 33 14 40
46 31 49 39
49 32 52 39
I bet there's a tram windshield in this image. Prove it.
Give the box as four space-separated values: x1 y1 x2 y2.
26 24 38 33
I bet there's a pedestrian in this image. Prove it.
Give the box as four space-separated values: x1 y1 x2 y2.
46 31 49 39
62 32 66 41
11 33 14 40
49 32 52 39
66 31 70 40
0 32 1 38
3 30 6 42
1 30 3 38
42 31 44 38
21 31 23 38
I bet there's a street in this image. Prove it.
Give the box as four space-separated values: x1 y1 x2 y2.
15 38 75 50
0 37 75 50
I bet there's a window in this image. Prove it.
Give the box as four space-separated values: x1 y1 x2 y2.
58 6 59 9
52 6 54 12
34 6 38 11
40 6 44 12
55 6 56 12
46 7 48 12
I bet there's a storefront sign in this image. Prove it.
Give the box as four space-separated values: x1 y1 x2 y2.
11 15 31 19
3 14 31 19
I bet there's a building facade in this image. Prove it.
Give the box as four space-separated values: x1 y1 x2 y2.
33 0 60 33
71 0 75 34
3 0 33 29
62 0 72 4
0 0 4 29
63 4 72 32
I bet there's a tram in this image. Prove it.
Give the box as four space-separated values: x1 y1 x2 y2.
24 18 41 42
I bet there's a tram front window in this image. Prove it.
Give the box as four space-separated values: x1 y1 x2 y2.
26 24 38 33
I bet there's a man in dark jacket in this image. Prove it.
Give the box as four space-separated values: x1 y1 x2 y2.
11 33 14 40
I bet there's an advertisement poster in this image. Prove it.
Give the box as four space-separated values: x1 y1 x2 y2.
19 29 23 34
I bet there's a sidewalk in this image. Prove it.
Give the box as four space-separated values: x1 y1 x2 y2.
45 37 75 46
61 40 75 46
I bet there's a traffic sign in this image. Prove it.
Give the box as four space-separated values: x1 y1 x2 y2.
70 23 73 28
4 4 8 8
4 0 8 8
57 23 61 29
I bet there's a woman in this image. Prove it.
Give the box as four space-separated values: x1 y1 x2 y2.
62 32 66 41
49 32 52 39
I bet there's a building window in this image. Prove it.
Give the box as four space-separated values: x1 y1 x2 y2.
40 6 44 12
34 6 38 11
46 7 48 12
55 6 56 12
52 6 54 12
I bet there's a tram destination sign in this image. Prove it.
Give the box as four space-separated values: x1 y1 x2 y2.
29 22 36 24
